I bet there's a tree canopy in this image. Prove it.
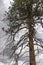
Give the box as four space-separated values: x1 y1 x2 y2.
3 0 43 65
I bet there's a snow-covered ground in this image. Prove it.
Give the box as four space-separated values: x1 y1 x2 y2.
0 0 43 65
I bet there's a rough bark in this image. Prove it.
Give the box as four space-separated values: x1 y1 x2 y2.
29 19 36 65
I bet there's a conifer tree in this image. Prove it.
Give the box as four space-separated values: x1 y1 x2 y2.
4 0 43 65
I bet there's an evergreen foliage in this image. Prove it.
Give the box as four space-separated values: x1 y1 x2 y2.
3 0 43 65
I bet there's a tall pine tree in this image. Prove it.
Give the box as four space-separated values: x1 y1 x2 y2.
4 0 43 65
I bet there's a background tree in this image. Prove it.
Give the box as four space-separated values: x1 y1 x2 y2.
3 0 43 65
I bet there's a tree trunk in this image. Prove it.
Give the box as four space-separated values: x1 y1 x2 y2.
15 54 18 65
29 19 36 65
